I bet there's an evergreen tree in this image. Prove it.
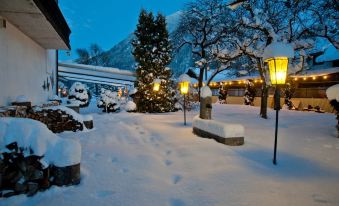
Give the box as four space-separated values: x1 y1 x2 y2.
132 10 175 113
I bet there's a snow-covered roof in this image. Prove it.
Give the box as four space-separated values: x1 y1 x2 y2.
58 62 136 86
290 67 339 78
59 62 136 76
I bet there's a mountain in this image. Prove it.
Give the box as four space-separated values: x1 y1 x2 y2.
97 11 196 77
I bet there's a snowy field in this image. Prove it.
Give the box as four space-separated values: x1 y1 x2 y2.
2 103 339 206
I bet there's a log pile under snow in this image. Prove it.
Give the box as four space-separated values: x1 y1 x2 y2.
0 118 81 197
0 105 93 133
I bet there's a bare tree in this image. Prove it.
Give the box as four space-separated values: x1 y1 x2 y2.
173 0 233 98
211 0 338 118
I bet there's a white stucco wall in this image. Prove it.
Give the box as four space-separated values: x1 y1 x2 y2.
0 19 57 106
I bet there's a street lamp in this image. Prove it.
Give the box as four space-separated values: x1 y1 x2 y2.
263 42 294 165
178 74 191 125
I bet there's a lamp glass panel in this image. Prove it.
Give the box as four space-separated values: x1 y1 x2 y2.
153 82 160 91
180 82 189 94
268 57 288 85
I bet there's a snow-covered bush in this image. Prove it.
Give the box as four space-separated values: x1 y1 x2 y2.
125 101 137 112
68 82 90 108
326 84 339 137
218 87 228 104
244 80 256 106
283 81 296 110
97 88 121 113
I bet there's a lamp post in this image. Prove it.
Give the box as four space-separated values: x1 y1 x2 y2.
263 42 294 165
178 74 191 126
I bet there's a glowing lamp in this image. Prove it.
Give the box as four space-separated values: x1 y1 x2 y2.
180 82 189 94
323 76 328 80
178 74 191 95
265 57 288 85
153 79 161 92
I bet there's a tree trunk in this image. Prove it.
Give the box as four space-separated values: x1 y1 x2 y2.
256 58 268 119
260 83 268 119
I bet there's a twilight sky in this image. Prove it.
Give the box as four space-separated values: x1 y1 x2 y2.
58 0 187 61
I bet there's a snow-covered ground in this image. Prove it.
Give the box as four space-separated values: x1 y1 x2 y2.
2 103 339 206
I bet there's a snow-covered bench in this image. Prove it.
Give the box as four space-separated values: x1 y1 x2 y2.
193 115 244 146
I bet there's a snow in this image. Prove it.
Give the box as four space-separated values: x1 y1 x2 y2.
49 95 61 101
193 115 244 138
124 101 136 112
153 78 161 84
0 118 81 168
178 74 191 83
2 104 339 206
15 95 29 103
316 45 339 63
200 86 212 98
263 42 294 60
326 84 339 101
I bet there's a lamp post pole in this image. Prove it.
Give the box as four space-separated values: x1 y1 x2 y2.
184 94 187 125
273 85 281 165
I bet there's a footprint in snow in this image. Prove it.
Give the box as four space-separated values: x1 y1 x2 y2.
164 159 173 166
312 194 328 204
95 190 116 198
172 175 182 184
323 144 333 149
166 150 172 155
111 157 118 163
120 168 129 173
139 131 145 135
169 198 186 206
89 153 101 159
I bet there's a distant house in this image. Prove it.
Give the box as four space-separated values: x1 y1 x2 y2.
187 44 339 112
0 0 71 106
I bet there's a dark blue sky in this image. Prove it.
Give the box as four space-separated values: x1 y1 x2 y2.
58 0 187 61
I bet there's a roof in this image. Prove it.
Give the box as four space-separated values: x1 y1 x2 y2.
58 62 136 86
0 0 71 49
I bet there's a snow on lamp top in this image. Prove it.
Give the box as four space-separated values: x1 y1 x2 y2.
263 42 294 60
178 74 191 83
153 78 161 92
201 86 212 98
263 42 294 85
326 84 339 101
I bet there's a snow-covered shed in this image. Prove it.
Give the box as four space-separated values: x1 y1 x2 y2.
0 0 71 106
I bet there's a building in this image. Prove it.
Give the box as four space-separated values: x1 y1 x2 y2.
0 0 71 106
189 44 339 112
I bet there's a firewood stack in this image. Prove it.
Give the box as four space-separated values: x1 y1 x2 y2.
0 106 84 133
0 142 80 198
27 109 83 133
